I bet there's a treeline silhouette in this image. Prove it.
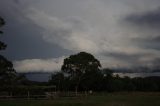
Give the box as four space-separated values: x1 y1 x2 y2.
48 69 160 92
48 52 160 92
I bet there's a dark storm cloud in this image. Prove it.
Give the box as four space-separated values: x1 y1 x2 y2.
102 51 160 72
0 1 72 61
0 16 72 60
131 36 160 50
125 8 160 28
132 36 160 43
13 0 20 4
149 36 160 42
151 58 160 68
1 0 160 73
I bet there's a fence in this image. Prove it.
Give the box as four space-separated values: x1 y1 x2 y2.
0 91 89 100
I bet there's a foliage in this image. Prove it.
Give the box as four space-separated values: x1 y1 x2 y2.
61 52 101 77
0 17 17 86
49 52 160 92
60 52 102 92
49 69 160 92
49 72 65 91
0 17 7 50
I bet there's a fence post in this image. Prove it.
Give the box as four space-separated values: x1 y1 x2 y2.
27 91 30 100
10 92 12 99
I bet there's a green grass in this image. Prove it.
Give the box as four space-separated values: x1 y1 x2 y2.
0 92 160 106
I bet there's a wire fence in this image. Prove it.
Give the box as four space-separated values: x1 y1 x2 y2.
0 91 89 100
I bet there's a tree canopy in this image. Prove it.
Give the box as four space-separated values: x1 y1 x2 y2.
61 52 102 92
0 17 7 50
0 17 16 85
61 52 101 77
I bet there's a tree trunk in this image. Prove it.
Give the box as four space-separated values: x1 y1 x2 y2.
75 86 78 96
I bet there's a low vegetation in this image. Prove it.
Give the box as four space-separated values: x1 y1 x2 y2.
0 92 160 106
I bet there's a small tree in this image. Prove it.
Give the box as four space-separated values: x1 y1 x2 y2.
0 17 7 50
0 17 16 86
61 52 101 94
49 72 64 92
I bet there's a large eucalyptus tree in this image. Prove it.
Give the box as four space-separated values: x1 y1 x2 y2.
61 52 101 94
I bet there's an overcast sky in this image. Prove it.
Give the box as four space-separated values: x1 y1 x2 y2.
0 0 160 73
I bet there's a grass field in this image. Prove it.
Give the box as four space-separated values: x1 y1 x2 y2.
0 92 160 106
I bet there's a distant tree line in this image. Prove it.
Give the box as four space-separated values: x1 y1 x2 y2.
49 52 160 92
49 69 160 92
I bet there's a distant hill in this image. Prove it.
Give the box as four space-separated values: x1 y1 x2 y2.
22 72 52 82
20 71 160 82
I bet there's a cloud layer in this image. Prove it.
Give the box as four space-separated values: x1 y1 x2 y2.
1 0 160 72
14 57 65 73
